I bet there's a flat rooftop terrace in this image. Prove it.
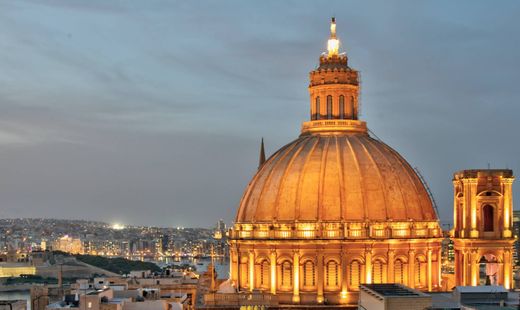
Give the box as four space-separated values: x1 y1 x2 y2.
361 284 426 297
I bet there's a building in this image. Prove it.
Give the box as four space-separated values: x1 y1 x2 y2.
227 18 443 306
200 18 517 309
358 284 432 310
52 236 83 254
452 170 515 288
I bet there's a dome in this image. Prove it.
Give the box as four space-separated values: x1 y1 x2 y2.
235 131 437 223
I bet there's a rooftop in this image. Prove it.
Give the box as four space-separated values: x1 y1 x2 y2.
361 284 427 298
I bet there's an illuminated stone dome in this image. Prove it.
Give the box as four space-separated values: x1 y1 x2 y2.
236 131 437 223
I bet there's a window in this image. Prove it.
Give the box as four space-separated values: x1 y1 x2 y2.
339 95 345 119
326 95 333 119
394 259 404 284
303 261 315 287
372 260 383 284
349 260 361 289
281 261 292 287
483 205 494 232
315 97 320 120
350 96 356 119
326 260 339 287
260 260 270 287
415 258 426 287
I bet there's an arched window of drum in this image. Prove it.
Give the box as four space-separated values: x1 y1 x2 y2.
326 260 339 287
326 95 333 119
260 260 270 287
483 205 494 231
394 259 404 284
372 260 383 284
349 260 361 289
281 260 292 287
303 261 315 287
314 97 320 120
415 258 425 287
339 95 345 119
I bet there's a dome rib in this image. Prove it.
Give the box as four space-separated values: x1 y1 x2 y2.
295 136 319 221
357 136 389 221
344 136 367 220
364 136 408 220
273 137 308 222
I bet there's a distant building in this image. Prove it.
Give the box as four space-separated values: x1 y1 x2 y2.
53 236 83 254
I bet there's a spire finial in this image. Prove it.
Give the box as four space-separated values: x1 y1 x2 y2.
258 138 266 169
327 17 340 57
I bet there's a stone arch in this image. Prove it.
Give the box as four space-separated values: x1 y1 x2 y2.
478 253 500 286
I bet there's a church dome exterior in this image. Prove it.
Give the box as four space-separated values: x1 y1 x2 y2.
227 19 443 306
236 133 436 223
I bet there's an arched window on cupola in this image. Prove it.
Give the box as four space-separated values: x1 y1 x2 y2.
483 205 494 232
314 97 320 120
326 95 333 119
339 95 345 119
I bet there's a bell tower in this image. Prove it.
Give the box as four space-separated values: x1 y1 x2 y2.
452 169 515 288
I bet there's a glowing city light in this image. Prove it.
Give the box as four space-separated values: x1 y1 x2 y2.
112 223 125 230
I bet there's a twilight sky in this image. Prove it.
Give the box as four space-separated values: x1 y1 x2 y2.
0 0 519 228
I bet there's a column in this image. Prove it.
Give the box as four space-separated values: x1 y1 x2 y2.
317 252 324 304
387 250 395 283
230 247 239 287
462 181 468 238
237 251 242 290
248 251 255 291
504 249 512 289
437 248 442 288
503 178 514 238
292 251 300 303
408 249 415 288
470 249 478 286
462 250 467 286
427 249 432 292
468 178 479 238
453 181 458 232
365 249 372 284
341 251 348 300
270 250 277 295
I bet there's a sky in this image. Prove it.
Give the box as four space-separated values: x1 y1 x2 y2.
0 0 519 228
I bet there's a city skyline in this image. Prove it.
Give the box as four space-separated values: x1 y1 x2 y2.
1 0 520 227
